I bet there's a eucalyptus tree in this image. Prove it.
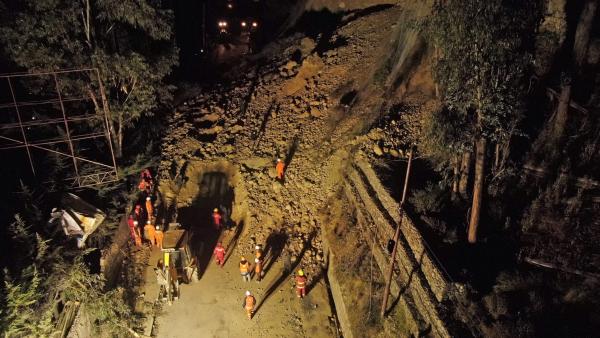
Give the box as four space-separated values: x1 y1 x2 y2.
427 0 541 243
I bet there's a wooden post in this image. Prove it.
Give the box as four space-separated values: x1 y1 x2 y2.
381 148 413 317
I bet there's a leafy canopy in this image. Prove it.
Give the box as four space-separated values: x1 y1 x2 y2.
427 0 541 142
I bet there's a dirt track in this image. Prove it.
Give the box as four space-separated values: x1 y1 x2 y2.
142 227 334 338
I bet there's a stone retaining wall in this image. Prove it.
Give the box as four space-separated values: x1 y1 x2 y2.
331 155 451 338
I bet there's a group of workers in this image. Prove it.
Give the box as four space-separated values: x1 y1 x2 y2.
133 162 302 320
128 169 164 249
212 240 308 320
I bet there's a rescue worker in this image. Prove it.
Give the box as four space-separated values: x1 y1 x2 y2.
239 257 251 282
212 208 222 230
155 226 164 249
295 269 307 298
144 220 156 247
254 257 263 282
133 221 142 247
276 158 285 181
213 242 226 267
134 204 144 223
255 244 263 260
145 196 154 222
127 215 137 243
243 290 256 320
140 169 153 193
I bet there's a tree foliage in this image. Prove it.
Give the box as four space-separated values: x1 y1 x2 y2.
0 0 178 157
426 0 541 147
0 215 133 336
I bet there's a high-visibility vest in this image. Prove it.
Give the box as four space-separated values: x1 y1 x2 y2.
296 276 306 288
240 261 250 273
245 296 256 310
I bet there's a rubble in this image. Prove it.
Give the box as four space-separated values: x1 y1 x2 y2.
158 4 406 289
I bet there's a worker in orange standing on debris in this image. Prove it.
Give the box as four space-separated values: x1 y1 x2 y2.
240 257 251 282
154 226 164 249
145 196 154 222
213 242 226 267
243 290 256 320
295 269 307 298
134 204 144 222
144 220 156 248
276 158 285 181
212 208 222 230
139 169 153 193
133 221 142 247
255 244 263 260
254 257 264 282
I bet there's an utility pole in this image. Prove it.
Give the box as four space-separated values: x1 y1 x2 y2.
380 147 413 317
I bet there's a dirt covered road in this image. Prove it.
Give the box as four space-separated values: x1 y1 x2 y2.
142 224 335 338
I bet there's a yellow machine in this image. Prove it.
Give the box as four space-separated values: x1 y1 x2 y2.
158 224 197 303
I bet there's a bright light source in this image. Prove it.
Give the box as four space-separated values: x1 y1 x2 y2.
218 21 228 28
227 3 233 9
241 21 247 27
252 22 258 28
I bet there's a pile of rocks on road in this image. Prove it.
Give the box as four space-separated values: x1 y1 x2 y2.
158 6 405 285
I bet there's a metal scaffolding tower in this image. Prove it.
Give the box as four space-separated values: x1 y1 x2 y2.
0 68 118 188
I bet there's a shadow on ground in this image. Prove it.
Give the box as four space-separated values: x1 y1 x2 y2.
177 172 234 280
255 231 316 314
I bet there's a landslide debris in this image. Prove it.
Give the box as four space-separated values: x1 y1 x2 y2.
159 5 405 292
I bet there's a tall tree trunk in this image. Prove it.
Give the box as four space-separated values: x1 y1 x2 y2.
573 0 597 70
494 142 500 172
551 0 596 146
552 81 572 146
458 151 472 199
116 114 123 158
468 137 487 244
452 154 460 199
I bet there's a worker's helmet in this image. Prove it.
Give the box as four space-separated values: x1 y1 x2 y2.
155 226 159 230
298 269 304 276
133 221 139 225
255 245 261 250
245 290 251 296
214 208 218 212
135 204 141 209
277 158 281 162
146 197 151 201
241 256 246 261
147 220 151 224
255 258 259 263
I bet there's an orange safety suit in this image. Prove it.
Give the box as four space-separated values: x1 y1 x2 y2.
295 275 307 298
146 200 154 221
276 161 285 180
244 295 256 319
254 258 263 281
134 228 142 247
155 229 164 249
144 224 156 246
240 260 251 282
